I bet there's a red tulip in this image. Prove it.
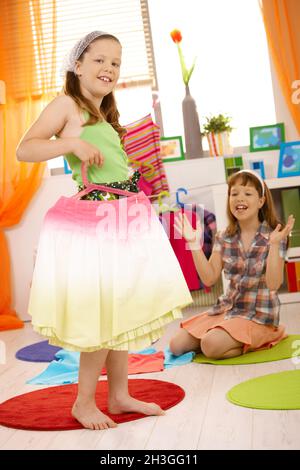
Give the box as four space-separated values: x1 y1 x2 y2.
170 29 196 86
170 29 182 44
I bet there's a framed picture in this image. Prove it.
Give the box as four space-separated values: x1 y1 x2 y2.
224 155 243 181
160 136 185 162
250 160 266 179
278 141 300 178
63 158 72 174
249 123 285 152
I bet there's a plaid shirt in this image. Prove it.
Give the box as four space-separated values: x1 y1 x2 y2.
208 221 287 326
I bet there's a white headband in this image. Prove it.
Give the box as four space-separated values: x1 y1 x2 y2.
235 169 265 197
60 30 110 76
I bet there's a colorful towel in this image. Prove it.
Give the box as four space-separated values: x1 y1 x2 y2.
26 347 195 385
164 347 196 369
27 350 165 385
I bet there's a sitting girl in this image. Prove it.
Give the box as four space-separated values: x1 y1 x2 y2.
170 170 295 359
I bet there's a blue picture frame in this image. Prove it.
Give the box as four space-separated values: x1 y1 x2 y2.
278 141 300 178
63 158 72 174
250 160 266 179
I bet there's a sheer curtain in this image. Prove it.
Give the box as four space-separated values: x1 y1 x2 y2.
0 0 57 330
260 0 300 134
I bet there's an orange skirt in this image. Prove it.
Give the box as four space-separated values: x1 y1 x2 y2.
181 311 287 353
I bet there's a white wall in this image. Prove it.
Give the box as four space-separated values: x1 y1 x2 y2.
6 174 77 320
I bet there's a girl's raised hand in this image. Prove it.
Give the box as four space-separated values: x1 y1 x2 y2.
174 212 203 248
269 214 295 245
71 138 105 167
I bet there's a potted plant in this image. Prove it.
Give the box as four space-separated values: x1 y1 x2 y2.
203 114 233 157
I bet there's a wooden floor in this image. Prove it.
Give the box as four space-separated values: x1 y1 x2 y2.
0 303 300 450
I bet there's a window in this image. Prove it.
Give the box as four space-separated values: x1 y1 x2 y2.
148 0 276 149
6 0 156 170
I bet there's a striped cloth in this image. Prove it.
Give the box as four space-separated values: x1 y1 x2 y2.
123 114 169 196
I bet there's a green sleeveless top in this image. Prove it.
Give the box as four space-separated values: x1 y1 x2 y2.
64 117 129 186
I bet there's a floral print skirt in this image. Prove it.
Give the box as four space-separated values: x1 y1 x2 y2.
78 170 140 201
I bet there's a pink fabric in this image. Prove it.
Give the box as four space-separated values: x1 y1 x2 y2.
138 175 153 196
45 163 152 235
45 191 151 236
102 352 165 375
161 209 208 291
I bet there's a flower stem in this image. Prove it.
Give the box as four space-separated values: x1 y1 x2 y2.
177 43 188 85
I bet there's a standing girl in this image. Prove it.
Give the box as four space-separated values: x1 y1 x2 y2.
17 31 192 430
170 170 295 360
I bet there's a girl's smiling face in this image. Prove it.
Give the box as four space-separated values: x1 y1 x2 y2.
229 178 265 221
75 38 122 99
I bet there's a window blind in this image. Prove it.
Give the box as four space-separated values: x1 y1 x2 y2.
2 0 155 97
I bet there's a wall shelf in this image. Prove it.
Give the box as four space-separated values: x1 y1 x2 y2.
287 246 300 261
279 291 300 304
265 176 300 189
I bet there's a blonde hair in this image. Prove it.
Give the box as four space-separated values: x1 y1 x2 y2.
63 34 126 141
225 171 283 237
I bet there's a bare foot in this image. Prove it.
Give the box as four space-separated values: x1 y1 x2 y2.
108 395 165 416
72 399 118 430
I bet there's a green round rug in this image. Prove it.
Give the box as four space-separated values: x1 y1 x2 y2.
227 369 300 410
193 334 300 365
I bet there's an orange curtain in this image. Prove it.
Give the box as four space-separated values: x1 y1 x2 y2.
0 1 57 331
260 0 300 134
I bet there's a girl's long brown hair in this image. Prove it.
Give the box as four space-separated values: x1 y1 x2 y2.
225 171 284 237
63 34 126 141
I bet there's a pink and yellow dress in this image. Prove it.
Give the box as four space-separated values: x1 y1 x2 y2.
29 119 193 352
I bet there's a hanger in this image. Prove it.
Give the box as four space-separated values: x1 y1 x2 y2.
157 191 178 213
140 161 155 178
175 187 188 208
157 191 170 213
128 158 155 178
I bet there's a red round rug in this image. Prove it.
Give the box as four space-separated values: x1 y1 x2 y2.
0 379 185 431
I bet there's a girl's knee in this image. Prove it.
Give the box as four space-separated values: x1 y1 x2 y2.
169 329 200 356
201 334 223 359
169 338 184 356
